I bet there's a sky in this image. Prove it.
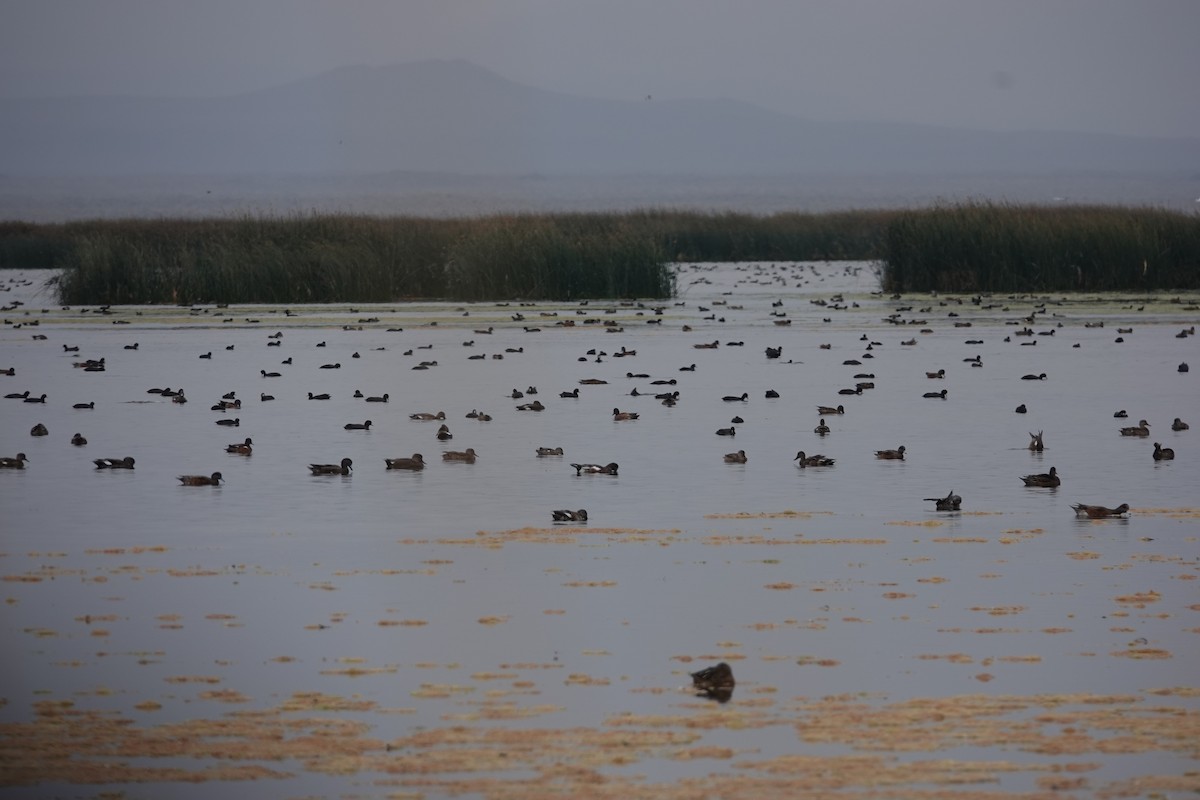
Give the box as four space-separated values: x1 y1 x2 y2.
2 0 1198 140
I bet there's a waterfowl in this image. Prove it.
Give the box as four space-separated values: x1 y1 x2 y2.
765 346 782 359
344 420 372 431
311 457 353 475
1171 418 1189 431
715 426 736 436
0 453 29 469
1119 419 1150 437
1015 404 1027 414
814 419 830 436
94 456 135 469
923 389 948 399
23 393 47 404
198 352 212 359
764 389 780 398
875 445 906 460
365 393 390 403
559 388 580 399
1113 410 1128 418
442 448 478 463
30 423 48 437
1020 466 1060 487
536 447 564 456
924 490 962 511
178 472 223 486
552 509 588 522
1028 431 1044 452
384 454 425 471
436 424 453 440
215 418 240 427
794 451 835 467
1021 373 1047 380
319 363 341 369
572 462 618 475
260 393 274 402
722 392 749 402
226 437 253 454
690 662 735 692
71 433 88 446
1071 502 1130 519
612 408 639 421
409 411 446 421
73 401 94 410
308 392 331 401
516 400 546 411
1152 442 1175 461
817 405 845 415
723 450 748 463
926 369 945 379
261 370 281 378
4 390 29 399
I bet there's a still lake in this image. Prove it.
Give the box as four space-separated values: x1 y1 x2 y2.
1 262 1197 798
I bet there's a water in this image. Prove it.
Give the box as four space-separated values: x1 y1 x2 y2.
1 263 1197 798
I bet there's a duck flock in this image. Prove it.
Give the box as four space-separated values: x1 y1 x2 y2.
2 262 1194 527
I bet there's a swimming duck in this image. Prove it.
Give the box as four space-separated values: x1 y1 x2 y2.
715 426 736 436
410 411 447 421
365 393 389 403
765 389 780 398
612 408 639 421
0 453 29 469
1071 502 1130 519
1152 442 1175 461
71 433 88 446
1021 373 1047 380
794 451 835 467
215 418 240 427
923 389 948 399
1119 419 1150 437
560 388 580 399
73 401 95 410
924 490 962 511
344 420 372 430
552 509 588 522
1171 418 1189 431
816 404 845 415
722 392 749 402
436 424 453 440
4 390 29 399
926 369 945 379
311 457 353 475
442 448 478 463
1020 466 1059 487
515 400 546 411
94 456 135 469
30 423 48 437
308 392 331 401
723 450 748 463
384 454 424 471
260 393 275 402
1028 431 1044 452
571 462 618 475
178 472 223 486
814 419 830 436
1015 404 1027 414
1113 410 1128 418
536 446 564 456
875 445 906 460
226 437 253 454
690 662 735 692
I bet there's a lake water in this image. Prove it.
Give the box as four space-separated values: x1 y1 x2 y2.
1 262 1197 798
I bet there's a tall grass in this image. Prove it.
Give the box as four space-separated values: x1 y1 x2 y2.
883 203 1200 292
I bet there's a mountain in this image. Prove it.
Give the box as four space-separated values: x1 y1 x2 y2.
2 59 1198 177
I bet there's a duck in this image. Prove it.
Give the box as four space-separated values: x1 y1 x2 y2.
1152 442 1175 461
1071 502 1130 519
310 457 353 475
0 452 29 469
1113 410 1128 418
30 423 48 437
516 400 546 412
794 451 835 467
1020 466 1059 487
612 408 639 421
1119 419 1150 437
925 369 945 379
384 454 424 471
1028 431 1044 452
436 424 453 440
924 490 962 511
875 445 906 460
1021 373 1047 380
178 472 223 486
344 420 372 431
814 419 830 436
1015 404 1027 414
1171 418 1189 431
226 437 253 455
260 393 275 402
536 446 564 456
571 462 618 476
71 433 88 446
552 509 588 522
722 392 749 402
215 418 240 427
260 369 281 378
723 450 748 463
308 392 331 401
23 393 47 404
764 389 780 399
94 456 135 469
690 662 735 692
559 388 580 399
715 426 736 436
409 411 446 421
442 448 478 463
365 393 390 403
922 389 948 399
4 390 29 399
816 404 845 415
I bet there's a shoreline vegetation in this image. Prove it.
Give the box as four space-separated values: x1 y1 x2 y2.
1 204 1197 304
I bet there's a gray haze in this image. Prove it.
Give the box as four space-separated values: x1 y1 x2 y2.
3 0 1198 139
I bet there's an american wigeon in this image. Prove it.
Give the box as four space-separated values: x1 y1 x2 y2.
409 411 446 421
0 452 29 469
344 420 372 430
94 456 135 469
384 454 424 471
1021 373 1047 380
23 393 47 404
690 662 735 691
73 401 94 410
442 448 478 463
926 369 945 379
215 418 240 427
71 433 88 446
1071 502 1130 519
612 408 638 421
816 405 845 415
723 450 748 463
875 445 906 460
536 446 564 456
571 462 618 475
308 392 331 401
1152 442 1175 461
1119 420 1150 437
1171 418 1189 431
517 400 546 411
924 490 962 511
365 393 389 403
814 419 830 435
1028 431 1044 451
30 423 48 437
226 437 253 454
1015 404 1027 414
794 451 835 467
1114 409 1128 418
552 509 588 522
715 426 735 436
311 457 353 475
1020 466 1059 487
722 392 748 402
923 389 948 399
178 472 223 486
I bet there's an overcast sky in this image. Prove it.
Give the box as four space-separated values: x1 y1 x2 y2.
2 0 1197 139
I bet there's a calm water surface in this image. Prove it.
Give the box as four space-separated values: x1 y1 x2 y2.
1 263 1197 798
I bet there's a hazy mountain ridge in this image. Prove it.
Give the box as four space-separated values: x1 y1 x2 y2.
3 59 1198 177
